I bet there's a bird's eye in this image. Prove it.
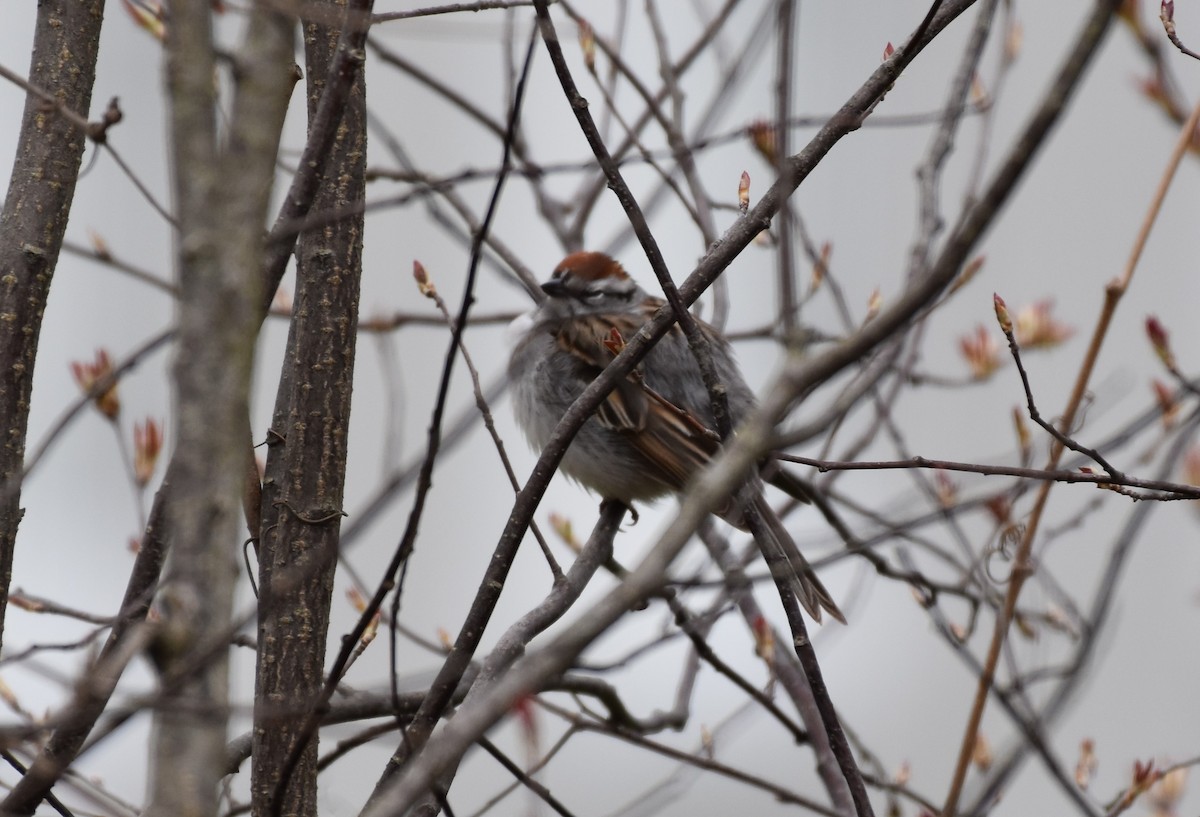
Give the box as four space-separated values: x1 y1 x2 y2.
583 290 605 302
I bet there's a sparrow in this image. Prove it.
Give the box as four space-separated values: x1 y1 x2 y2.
508 251 843 623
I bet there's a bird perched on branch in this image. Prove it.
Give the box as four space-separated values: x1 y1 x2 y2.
508 251 843 623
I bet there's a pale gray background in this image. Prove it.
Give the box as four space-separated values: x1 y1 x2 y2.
1 2 1198 815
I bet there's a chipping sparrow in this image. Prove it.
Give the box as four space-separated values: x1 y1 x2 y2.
508 251 843 623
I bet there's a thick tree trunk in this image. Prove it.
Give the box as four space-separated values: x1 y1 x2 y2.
0 0 105 655
144 5 296 817
251 3 367 815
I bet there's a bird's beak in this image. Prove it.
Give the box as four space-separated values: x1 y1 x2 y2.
540 279 567 297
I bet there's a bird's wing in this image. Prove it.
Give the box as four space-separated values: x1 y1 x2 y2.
555 315 719 492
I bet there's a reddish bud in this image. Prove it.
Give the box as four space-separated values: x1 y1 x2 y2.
1137 75 1174 116
1152 379 1180 427
972 733 993 772
1004 19 1024 61
413 260 436 298
746 120 778 166
1075 738 1097 789
984 494 1012 525
8 594 43 613
512 694 540 757
1128 758 1160 807
1014 300 1073 348
121 0 166 41
970 73 990 107
549 512 580 552
1181 446 1200 489
578 21 596 73
737 171 750 214
1044 603 1080 638
993 293 1013 334
1012 408 1031 463
70 349 120 420
946 255 985 297
811 242 831 292
87 229 112 261
361 609 381 646
882 42 895 61
1146 315 1177 370
959 325 1001 380
751 615 775 664
934 470 957 507
133 418 163 487
865 288 882 322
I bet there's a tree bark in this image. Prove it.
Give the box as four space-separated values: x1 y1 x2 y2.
145 4 296 816
0 0 105 654
251 3 366 814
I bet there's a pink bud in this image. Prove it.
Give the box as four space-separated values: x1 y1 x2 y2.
993 293 1012 334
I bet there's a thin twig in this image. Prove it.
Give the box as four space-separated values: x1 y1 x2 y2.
999 315 1122 477
782 453 1200 500
372 0 542 23
1160 1 1200 61
558 708 843 817
61 240 179 296
773 0 799 338
476 738 578 817
0 751 77 817
414 265 562 577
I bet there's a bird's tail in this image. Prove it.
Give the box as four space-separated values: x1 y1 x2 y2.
751 493 846 625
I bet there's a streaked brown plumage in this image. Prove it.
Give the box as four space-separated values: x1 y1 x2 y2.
509 252 843 623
